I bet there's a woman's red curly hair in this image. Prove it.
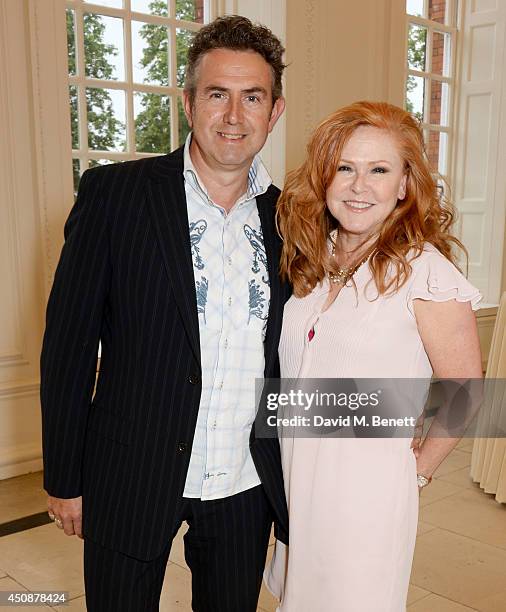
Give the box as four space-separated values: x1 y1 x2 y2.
277 100 465 297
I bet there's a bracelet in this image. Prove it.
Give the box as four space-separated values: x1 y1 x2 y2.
417 474 432 488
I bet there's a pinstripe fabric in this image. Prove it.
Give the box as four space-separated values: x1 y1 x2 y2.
83 485 271 612
40 146 289 562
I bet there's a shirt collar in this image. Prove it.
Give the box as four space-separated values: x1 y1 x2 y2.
183 132 272 206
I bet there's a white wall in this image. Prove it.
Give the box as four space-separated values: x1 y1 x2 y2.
0 0 47 478
284 0 406 171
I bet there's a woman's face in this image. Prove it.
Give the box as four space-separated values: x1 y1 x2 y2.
326 126 407 241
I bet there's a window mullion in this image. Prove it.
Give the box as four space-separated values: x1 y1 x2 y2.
407 14 455 34
75 2 89 171
169 23 178 151
123 3 134 154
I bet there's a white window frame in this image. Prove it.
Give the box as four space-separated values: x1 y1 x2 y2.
405 0 458 186
66 0 216 172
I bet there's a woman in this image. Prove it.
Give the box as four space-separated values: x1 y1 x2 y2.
265 101 482 611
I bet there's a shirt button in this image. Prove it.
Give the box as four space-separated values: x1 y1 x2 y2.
224 338 228 349
188 373 200 385
228 297 232 306
227 257 232 265
177 442 188 453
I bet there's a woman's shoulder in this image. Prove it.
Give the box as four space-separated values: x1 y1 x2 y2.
405 242 481 313
409 242 453 265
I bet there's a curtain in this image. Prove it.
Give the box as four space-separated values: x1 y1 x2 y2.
471 292 506 503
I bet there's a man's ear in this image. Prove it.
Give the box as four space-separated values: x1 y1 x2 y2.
268 96 286 133
182 90 193 128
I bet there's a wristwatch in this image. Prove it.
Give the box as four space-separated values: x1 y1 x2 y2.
417 474 432 488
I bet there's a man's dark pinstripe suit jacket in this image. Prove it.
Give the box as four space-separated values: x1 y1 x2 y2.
40 146 290 561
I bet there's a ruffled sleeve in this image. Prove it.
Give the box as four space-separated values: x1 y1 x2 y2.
407 246 482 316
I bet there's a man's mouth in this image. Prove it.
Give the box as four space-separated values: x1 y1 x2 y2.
344 200 374 210
217 132 246 140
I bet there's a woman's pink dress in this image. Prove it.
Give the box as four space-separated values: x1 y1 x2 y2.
265 244 481 611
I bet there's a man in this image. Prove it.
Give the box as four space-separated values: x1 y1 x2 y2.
41 15 288 612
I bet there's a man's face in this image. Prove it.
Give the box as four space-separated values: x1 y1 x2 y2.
183 48 285 173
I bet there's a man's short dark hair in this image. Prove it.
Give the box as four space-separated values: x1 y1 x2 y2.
184 15 286 104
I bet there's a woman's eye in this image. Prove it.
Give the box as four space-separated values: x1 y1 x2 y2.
337 165 352 172
372 167 388 174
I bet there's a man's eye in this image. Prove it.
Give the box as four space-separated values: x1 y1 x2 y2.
337 165 352 172
210 92 225 99
246 95 260 103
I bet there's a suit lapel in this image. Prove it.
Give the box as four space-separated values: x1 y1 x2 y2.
146 148 201 365
257 187 283 378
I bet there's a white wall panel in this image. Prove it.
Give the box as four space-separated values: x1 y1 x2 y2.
472 0 497 13
453 1 506 303
468 24 496 81
0 0 46 478
284 0 406 172
461 212 485 265
461 94 491 199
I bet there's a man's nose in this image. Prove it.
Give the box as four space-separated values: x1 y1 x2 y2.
223 96 243 125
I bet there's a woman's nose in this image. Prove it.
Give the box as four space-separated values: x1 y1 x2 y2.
351 173 368 193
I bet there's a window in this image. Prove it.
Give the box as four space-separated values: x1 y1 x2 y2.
66 0 212 193
405 0 458 185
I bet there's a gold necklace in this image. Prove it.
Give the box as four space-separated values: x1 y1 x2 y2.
329 241 372 286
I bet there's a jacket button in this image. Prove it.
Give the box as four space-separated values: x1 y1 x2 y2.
177 442 188 453
188 373 200 385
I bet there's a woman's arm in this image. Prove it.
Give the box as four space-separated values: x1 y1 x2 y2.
412 299 482 480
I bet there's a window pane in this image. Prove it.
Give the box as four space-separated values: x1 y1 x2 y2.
406 75 425 122
84 14 125 81
84 0 123 8
432 31 451 77
134 92 170 153
69 86 79 149
176 28 195 87
176 0 204 23
89 159 116 167
427 130 448 175
72 159 81 198
86 87 126 151
67 9 77 76
406 0 425 17
178 96 190 147
428 0 447 24
429 80 449 126
131 0 169 15
132 21 169 85
408 24 427 72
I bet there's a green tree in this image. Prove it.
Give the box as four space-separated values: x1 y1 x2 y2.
135 0 194 153
406 25 427 121
67 10 124 188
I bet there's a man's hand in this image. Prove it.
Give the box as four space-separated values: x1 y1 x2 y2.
47 496 83 538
